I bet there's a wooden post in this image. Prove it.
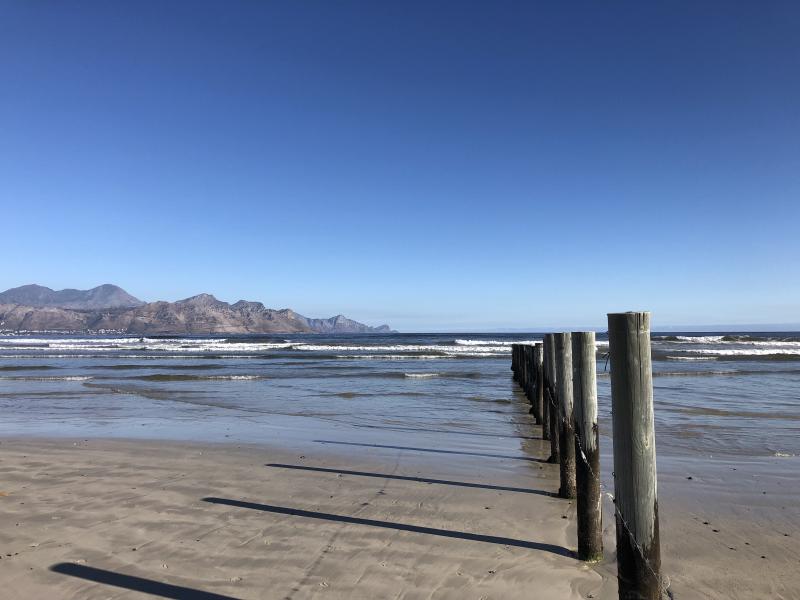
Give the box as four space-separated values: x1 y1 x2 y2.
514 344 521 381
555 332 576 499
608 312 662 600
543 334 559 463
540 343 550 440
526 345 535 413
572 331 602 562
524 345 534 416
532 343 543 425
521 345 527 391
522 345 528 389
512 344 518 379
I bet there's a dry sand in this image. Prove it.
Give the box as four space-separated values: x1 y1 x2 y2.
0 437 797 599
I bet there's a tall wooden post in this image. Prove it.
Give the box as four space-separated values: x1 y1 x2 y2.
572 331 602 561
555 332 576 499
532 343 544 425
526 345 536 417
543 334 559 463
608 312 662 600
523 345 533 417
512 344 519 379
540 343 550 440
523 345 531 400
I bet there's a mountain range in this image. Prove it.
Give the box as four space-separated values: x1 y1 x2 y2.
0 284 393 334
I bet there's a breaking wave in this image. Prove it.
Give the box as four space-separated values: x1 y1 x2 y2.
129 374 268 382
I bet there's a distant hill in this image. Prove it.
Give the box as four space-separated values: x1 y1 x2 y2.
0 284 393 334
0 284 144 310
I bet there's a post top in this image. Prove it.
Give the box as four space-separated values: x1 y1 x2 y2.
607 311 651 332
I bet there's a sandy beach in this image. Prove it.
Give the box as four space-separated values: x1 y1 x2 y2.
0 436 606 600
1 435 797 599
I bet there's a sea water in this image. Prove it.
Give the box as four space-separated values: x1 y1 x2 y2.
0 332 798 460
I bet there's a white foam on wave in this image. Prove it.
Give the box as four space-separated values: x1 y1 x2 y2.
665 356 718 361
206 375 265 380
454 339 541 346
0 335 619 358
686 348 800 356
335 354 451 360
0 337 296 353
454 338 609 348
2 336 613 358
663 336 800 348
295 343 511 355
724 340 800 348
404 373 439 378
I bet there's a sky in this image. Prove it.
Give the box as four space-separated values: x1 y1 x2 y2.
1 1 798 331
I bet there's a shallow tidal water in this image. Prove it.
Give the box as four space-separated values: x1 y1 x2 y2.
0 332 798 461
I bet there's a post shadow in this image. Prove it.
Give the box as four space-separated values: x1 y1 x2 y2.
265 463 555 496
313 440 548 463
49 563 240 600
353 423 542 441
202 497 572 558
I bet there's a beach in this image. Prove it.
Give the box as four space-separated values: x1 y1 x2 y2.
0 333 798 598
1 436 797 599
1 437 605 600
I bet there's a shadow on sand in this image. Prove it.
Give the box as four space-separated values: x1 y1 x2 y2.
202 497 572 557
49 563 240 600
352 423 543 441
265 463 555 496
313 440 549 463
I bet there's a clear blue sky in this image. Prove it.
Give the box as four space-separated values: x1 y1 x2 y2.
2 1 798 331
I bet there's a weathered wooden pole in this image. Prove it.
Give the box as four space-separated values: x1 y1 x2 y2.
522 345 529 389
513 344 521 381
540 343 550 440
608 312 662 600
512 344 519 379
526 345 536 415
555 332 576 499
572 331 603 562
523 345 534 416
543 334 559 463
522 345 528 394
532 343 544 425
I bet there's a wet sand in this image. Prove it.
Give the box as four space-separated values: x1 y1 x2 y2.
649 455 799 599
1 437 797 599
0 437 610 600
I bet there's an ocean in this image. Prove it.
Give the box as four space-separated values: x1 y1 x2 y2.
1 331 798 460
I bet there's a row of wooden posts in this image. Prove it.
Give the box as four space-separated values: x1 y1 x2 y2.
510 312 663 600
